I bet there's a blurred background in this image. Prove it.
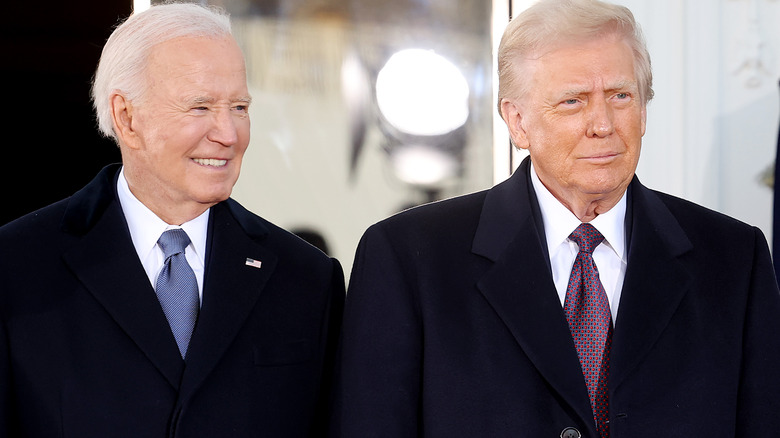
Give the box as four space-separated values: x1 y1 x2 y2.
3 0 779 276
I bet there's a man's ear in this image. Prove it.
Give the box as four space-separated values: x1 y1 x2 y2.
110 92 141 150
500 98 530 150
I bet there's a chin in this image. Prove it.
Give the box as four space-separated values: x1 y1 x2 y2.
194 190 232 205
583 179 630 197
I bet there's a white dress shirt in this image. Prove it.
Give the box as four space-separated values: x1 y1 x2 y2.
529 163 627 323
116 167 208 304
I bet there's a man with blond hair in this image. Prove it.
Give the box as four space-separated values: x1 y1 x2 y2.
331 0 780 437
0 3 344 437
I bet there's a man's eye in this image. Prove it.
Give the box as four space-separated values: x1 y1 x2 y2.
563 99 578 105
615 93 628 99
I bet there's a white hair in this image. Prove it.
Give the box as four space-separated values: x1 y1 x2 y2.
91 2 233 141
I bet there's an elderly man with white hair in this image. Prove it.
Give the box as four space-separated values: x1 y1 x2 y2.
331 0 780 437
0 3 344 437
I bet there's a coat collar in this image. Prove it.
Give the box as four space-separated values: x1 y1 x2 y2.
473 157 694 432
61 164 124 236
61 164 271 242
472 158 548 264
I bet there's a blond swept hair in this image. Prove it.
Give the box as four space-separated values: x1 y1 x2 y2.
497 0 653 119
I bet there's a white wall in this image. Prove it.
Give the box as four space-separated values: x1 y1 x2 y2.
613 0 780 241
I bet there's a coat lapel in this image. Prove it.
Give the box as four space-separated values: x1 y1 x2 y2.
474 159 596 433
609 180 694 391
178 200 277 399
61 165 185 388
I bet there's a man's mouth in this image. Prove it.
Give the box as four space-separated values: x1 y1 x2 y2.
193 158 228 167
581 152 619 162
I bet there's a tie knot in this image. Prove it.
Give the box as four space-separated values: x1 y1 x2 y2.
158 229 191 258
569 223 604 254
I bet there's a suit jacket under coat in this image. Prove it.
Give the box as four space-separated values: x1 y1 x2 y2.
332 157 780 438
0 164 345 437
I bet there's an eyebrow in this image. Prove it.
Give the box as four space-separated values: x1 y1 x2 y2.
604 79 638 93
233 95 253 105
186 96 214 106
184 95 253 106
559 79 638 97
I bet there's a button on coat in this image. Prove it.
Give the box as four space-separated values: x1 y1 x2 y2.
561 427 581 438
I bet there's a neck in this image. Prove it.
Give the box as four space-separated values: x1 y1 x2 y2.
136 193 212 225
532 169 630 223
566 200 615 223
150 204 211 226
122 168 213 226
547 185 625 223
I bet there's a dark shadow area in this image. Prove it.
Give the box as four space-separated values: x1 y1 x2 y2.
1 0 130 225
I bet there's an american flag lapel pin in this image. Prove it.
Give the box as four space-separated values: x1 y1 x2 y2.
245 258 262 269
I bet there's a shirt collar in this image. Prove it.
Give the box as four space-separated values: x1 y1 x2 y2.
530 162 627 262
117 166 210 264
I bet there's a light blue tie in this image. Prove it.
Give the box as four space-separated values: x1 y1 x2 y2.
155 229 200 359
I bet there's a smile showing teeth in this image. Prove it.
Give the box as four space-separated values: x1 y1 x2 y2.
193 158 227 167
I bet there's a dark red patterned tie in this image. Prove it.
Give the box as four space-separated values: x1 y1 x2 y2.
564 223 612 438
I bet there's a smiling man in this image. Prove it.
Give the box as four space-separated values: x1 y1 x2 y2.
0 3 344 437
331 0 780 437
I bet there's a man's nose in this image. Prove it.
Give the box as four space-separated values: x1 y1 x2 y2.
208 108 239 146
586 98 615 138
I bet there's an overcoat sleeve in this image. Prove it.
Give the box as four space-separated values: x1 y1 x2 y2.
735 227 780 435
331 223 422 437
0 316 11 437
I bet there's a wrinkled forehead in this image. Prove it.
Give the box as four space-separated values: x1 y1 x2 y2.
512 32 639 97
139 35 248 100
